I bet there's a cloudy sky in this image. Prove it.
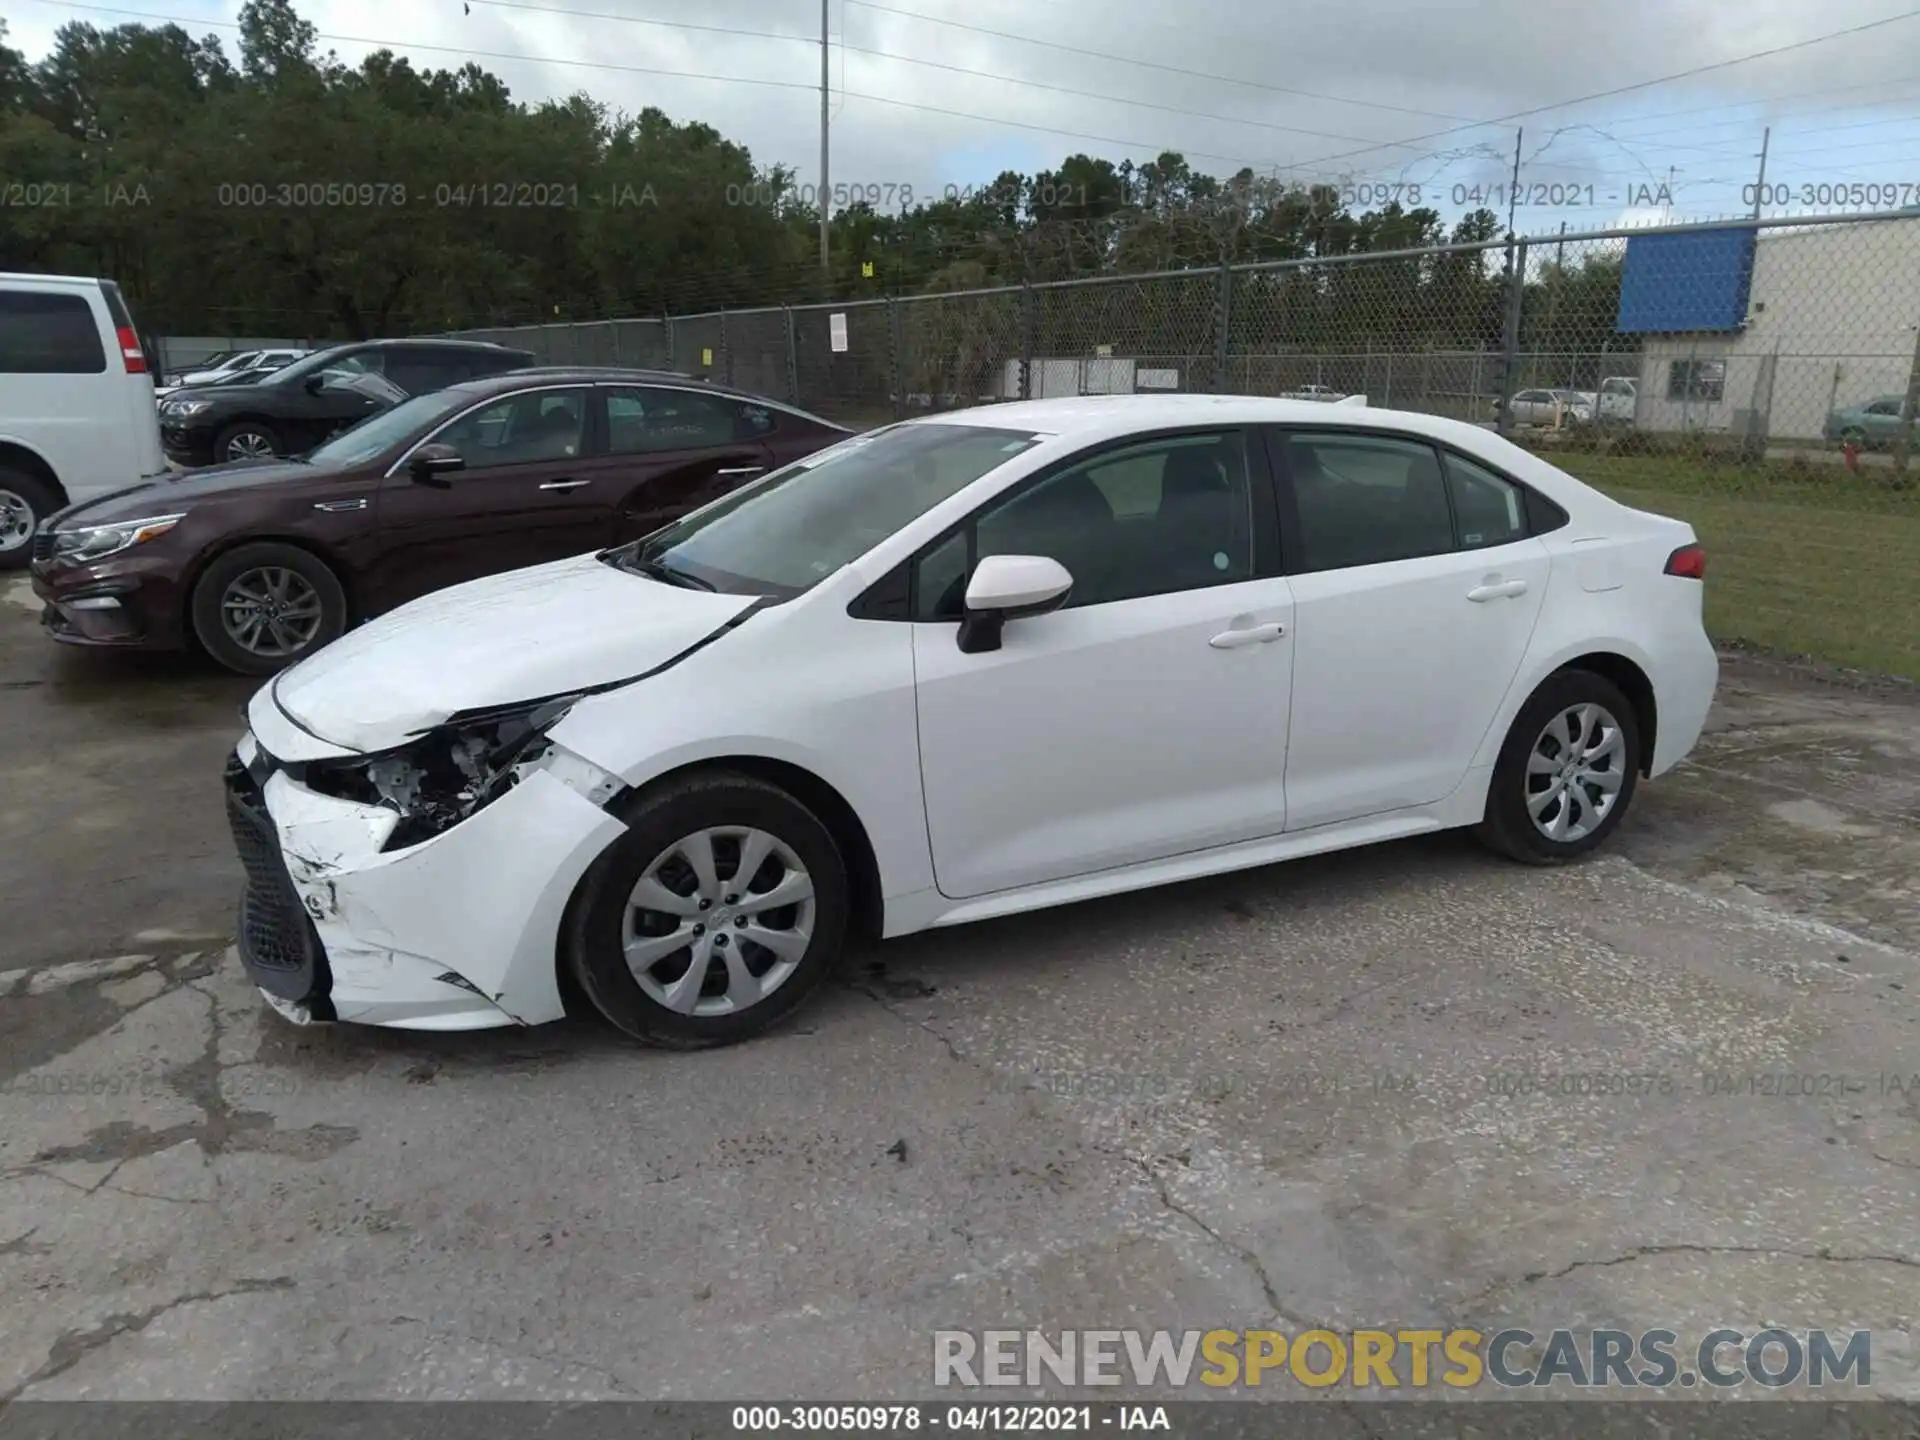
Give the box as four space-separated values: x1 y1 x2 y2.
13 0 1920 233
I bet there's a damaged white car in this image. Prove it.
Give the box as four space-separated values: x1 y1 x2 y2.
227 396 1717 1044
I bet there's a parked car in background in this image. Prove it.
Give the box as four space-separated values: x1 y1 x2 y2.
216 395 1717 1042
1597 376 1637 425
157 347 309 396
1279 384 1347 401
1823 394 1911 448
158 338 536 466
1494 389 1589 427
35 368 849 673
0 271 165 569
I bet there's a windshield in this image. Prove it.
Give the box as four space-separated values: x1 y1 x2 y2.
606 422 1041 599
267 348 367 387
303 392 461 468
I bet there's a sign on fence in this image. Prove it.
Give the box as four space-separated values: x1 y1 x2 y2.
830 313 848 353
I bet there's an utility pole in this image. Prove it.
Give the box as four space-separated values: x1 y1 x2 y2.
819 0 831 278
1505 127 1523 239
1751 126 1770 218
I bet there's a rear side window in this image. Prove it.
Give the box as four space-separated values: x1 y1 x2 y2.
0 290 107 374
1281 433 1455 572
1442 451 1528 548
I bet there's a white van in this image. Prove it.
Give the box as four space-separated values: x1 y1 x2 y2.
0 272 168 569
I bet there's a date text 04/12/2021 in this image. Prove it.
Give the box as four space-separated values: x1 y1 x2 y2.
730 1406 1170 1431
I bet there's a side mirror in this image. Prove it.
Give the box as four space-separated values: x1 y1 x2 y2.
408 443 465 488
303 373 328 395
956 554 1072 654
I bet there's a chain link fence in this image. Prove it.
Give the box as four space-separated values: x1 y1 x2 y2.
431 211 1920 680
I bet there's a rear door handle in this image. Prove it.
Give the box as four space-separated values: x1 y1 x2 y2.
1209 621 1286 648
313 498 367 513
539 479 589 492
1467 578 1528 602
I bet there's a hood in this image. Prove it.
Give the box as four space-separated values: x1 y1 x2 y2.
267 553 761 753
61 459 316 524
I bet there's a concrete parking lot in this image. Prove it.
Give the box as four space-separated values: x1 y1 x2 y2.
2 573 1918 1401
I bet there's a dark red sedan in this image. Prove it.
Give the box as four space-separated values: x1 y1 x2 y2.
31 368 850 674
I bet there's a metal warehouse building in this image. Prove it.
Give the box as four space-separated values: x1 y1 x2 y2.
1619 215 1920 442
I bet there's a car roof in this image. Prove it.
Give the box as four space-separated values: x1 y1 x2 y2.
912 394 1605 506
0 272 107 288
439 367 849 422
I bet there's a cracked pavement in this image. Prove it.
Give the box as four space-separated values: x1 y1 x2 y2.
3 579 1919 1399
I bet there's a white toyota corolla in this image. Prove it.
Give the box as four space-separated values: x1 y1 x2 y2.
226 395 1717 1045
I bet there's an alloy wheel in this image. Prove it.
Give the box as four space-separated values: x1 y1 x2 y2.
622 827 816 1017
225 431 276 461
0 489 34 553
220 567 325 657
1525 702 1626 843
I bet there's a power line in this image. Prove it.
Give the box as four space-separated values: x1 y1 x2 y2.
14 0 1281 170
456 0 1389 148
1287 5 1920 171
839 0 1487 124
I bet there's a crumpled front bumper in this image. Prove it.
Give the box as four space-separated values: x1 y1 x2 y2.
229 730 628 1030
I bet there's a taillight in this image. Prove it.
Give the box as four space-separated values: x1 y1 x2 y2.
1664 543 1706 579
116 326 147 374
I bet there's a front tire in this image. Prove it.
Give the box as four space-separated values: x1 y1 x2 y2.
190 542 347 675
1474 669 1641 865
564 770 850 1048
0 467 60 572
214 420 282 463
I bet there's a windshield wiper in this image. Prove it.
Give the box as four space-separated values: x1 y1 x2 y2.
617 552 715 591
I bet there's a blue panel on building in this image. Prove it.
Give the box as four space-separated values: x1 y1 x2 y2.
1616 228 1755 333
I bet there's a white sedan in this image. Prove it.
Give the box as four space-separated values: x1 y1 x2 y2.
226 395 1717 1044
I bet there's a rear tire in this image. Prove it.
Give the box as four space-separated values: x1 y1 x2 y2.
0 467 60 572
190 542 347 675
564 770 849 1048
1474 669 1641 865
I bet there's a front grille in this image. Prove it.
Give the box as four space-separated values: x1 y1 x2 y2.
224 753 314 976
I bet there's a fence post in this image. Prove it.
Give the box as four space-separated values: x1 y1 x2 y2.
888 297 904 421
1893 325 1920 475
784 305 799 404
1495 239 1527 439
1020 282 1036 400
720 310 733 386
664 313 675 370
1212 262 1233 394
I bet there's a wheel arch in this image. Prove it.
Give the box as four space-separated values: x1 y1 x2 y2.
608 754 885 942
1552 651 1658 776
550 752 887 1023
0 441 68 510
180 532 362 647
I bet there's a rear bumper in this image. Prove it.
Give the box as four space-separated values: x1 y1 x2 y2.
1649 619 1718 779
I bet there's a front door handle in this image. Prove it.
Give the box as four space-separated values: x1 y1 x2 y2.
313 498 368 513
1209 621 1286 649
716 465 764 477
1467 578 1528 602
539 479 589 492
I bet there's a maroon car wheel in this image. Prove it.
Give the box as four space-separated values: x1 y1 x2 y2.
190 542 348 676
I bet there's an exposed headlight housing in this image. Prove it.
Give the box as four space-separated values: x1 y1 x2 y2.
50 513 185 564
296 693 585 851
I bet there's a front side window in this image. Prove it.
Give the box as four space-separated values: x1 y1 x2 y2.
1282 433 1455 572
431 389 586 469
611 423 1039 598
0 291 106 374
915 432 1255 619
